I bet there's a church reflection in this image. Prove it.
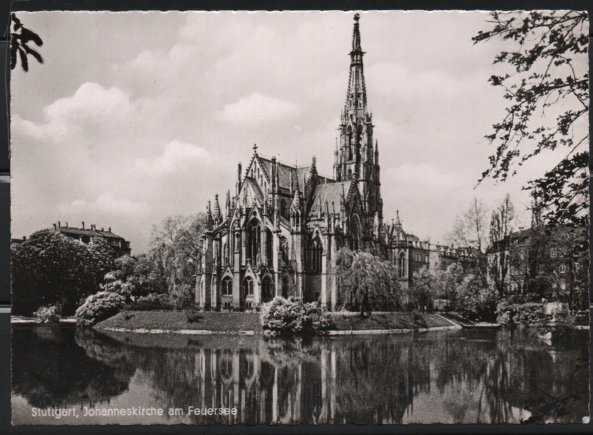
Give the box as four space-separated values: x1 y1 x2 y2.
12 326 589 425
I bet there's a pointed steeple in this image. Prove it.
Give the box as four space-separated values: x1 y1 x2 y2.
206 201 213 230
213 194 222 223
225 190 231 217
344 13 367 117
374 139 379 163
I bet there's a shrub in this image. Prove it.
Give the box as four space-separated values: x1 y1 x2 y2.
496 302 548 326
129 293 172 310
33 304 61 324
260 296 333 335
185 308 202 323
169 284 194 310
75 291 126 327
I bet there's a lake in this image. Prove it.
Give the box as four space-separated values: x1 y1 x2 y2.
11 325 589 425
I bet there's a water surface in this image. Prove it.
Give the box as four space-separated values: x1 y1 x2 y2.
12 325 589 425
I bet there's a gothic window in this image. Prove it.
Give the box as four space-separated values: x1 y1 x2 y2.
243 277 254 297
399 253 406 278
347 126 353 160
262 277 273 302
350 216 361 251
307 237 323 274
266 229 273 265
222 277 232 296
280 199 288 219
247 220 260 265
222 241 229 266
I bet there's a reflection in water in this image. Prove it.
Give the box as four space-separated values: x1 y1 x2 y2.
12 326 589 425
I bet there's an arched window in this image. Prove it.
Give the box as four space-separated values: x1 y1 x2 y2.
247 221 260 265
350 216 361 251
222 277 233 296
307 237 323 274
222 241 229 266
280 199 288 219
266 229 273 265
262 277 273 302
347 126 353 160
399 253 406 278
243 277 254 297
282 275 289 298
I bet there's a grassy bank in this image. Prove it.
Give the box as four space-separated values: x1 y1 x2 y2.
95 310 262 332
329 312 453 330
95 310 454 333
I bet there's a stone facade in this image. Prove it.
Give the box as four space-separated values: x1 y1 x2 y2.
195 15 473 311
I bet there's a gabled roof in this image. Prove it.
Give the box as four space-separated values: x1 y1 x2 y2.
308 181 352 216
256 155 333 191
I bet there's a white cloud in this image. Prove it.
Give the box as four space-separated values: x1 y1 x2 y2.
218 93 299 125
135 140 212 176
13 82 133 142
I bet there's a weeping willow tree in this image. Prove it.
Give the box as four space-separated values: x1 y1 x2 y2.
335 248 401 316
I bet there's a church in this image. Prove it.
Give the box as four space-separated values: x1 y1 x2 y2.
195 14 471 311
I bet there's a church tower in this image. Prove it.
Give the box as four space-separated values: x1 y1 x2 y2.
334 14 383 219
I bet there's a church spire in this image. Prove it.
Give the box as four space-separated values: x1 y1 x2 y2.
344 13 367 118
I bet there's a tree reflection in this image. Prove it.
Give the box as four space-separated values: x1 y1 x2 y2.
12 326 589 424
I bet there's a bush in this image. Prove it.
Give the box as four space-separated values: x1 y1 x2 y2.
75 291 126 327
33 304 61 324
496 302 548 326
129 293 172 310
260 296 333 335
185 308 202 323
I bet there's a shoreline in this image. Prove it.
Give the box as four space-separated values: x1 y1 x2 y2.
12 311 588 333
96 323 463 336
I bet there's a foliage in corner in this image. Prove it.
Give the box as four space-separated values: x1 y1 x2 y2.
473 11 589 226
11 13 43 71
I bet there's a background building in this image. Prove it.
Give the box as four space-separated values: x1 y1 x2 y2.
51 221 131 258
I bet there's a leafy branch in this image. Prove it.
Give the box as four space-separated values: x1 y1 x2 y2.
10 13 44 71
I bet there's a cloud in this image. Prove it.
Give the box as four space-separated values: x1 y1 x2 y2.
135 140 212 176
218 93 299 125
59 193 147 216
13 82 134 142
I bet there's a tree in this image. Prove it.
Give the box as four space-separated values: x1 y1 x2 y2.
473 11 589 226
11 230 107 315
408 267 437 312
335 248 401 316
149 214 207 302
10 13 43 71
489 194 515 296
448 198 489 283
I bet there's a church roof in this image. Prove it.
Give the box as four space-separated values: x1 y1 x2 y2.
257 155 333 191
309 181 352 216
242 177 264 204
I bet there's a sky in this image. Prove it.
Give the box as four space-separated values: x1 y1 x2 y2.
11 11 585 254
